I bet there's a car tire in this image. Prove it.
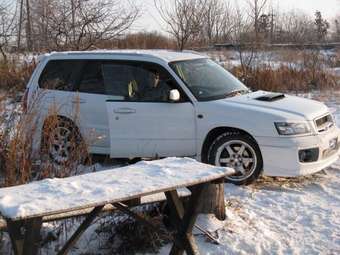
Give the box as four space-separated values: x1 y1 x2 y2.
41 117 86 165
207 132 263 185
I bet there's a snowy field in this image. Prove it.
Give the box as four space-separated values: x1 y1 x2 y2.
154 90 340 255
0 88 339 254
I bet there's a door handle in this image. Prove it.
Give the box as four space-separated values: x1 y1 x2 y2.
72 99 86 104
114 108 136 114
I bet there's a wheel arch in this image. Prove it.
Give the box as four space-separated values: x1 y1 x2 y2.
200 126 260 163
42 115 78 130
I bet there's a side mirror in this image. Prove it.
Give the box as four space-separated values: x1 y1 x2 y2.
169 89 180 102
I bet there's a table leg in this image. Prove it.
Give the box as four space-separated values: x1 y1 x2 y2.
165 183 207 255
7 217 42 255
57 205 104 255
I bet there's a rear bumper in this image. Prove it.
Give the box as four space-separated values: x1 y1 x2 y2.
256 127 340 177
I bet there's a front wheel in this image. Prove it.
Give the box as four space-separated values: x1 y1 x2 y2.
207 133 263 185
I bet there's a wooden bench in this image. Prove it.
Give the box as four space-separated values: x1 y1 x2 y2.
0 158 234 255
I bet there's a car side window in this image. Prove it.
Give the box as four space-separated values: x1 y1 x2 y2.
77 61 105 95
39 60 81 91
102 62 179 102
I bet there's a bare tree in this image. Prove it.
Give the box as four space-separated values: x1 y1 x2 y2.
231 5 256 79
0 1 17 61
314 11 330 42
246 0 268 42
276 10 315 43
200 0 235 45
218 2 237 43
334 17 340 41
17 0 140 51
154 0 205 50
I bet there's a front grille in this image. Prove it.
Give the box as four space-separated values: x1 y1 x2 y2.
315 114 334 133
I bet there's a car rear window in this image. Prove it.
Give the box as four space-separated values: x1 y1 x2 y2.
39 60 83 91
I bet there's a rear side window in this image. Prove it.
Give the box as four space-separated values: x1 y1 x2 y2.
39 60 83 91
77 62 105 95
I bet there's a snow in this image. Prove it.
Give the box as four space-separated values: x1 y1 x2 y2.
0 157 233 220
150 91 340 255
155 172 340 254
43 50 206 63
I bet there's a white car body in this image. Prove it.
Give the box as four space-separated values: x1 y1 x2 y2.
26 50 340 178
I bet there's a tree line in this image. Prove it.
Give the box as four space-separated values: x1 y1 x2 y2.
0 0 339 57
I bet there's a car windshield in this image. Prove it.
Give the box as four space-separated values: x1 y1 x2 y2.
170 58 249 101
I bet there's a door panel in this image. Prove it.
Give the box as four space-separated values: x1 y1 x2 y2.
106 102 196 157
75 61 110 149
76 93 110 149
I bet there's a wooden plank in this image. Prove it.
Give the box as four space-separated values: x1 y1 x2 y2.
7 218 42 255
164 190 221 245
22 218 42 255
168 184 207 255
165 190 185 223
0 188 192 231
7 220 24 255
198 178 226 221
57 205 104 255
0 158 233 221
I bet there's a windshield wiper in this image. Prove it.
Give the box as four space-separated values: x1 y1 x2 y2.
224 89 250 98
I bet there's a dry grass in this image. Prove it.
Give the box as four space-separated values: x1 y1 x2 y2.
103 206 171 255
0 58 36 93
229 49 339 92
231 65 338 92
0 92 37 186
0 91 92 187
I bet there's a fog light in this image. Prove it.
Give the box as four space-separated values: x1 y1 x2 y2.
298 148 319 163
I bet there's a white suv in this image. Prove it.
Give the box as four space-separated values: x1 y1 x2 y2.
24 50 340 185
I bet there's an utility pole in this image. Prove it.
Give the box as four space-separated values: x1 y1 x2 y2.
17 0 24 50
25 0 33 51
269 11 275 44
71 0 76 42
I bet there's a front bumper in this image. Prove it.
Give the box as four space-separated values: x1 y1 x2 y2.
256 127 340 177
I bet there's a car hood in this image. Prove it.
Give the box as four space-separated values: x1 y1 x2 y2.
223 90 329 121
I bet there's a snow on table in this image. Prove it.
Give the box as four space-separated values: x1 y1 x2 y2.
0 157 234 221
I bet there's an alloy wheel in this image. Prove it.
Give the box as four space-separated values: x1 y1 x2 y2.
215 140 257 181
49 126 74 164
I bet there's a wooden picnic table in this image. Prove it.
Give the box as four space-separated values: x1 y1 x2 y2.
0 157 234 255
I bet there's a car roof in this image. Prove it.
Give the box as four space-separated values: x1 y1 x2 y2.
40 50 207 63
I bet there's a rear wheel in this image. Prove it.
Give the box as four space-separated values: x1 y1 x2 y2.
207 132 263 185
42 117 86 165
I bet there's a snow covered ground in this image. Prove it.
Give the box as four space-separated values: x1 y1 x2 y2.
154 91 340 255
0 91 339 254
156 168 340 254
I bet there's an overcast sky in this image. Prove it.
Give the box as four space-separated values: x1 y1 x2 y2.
133 0 340 32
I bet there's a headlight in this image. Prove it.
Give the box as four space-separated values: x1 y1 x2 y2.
275 122 311 135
